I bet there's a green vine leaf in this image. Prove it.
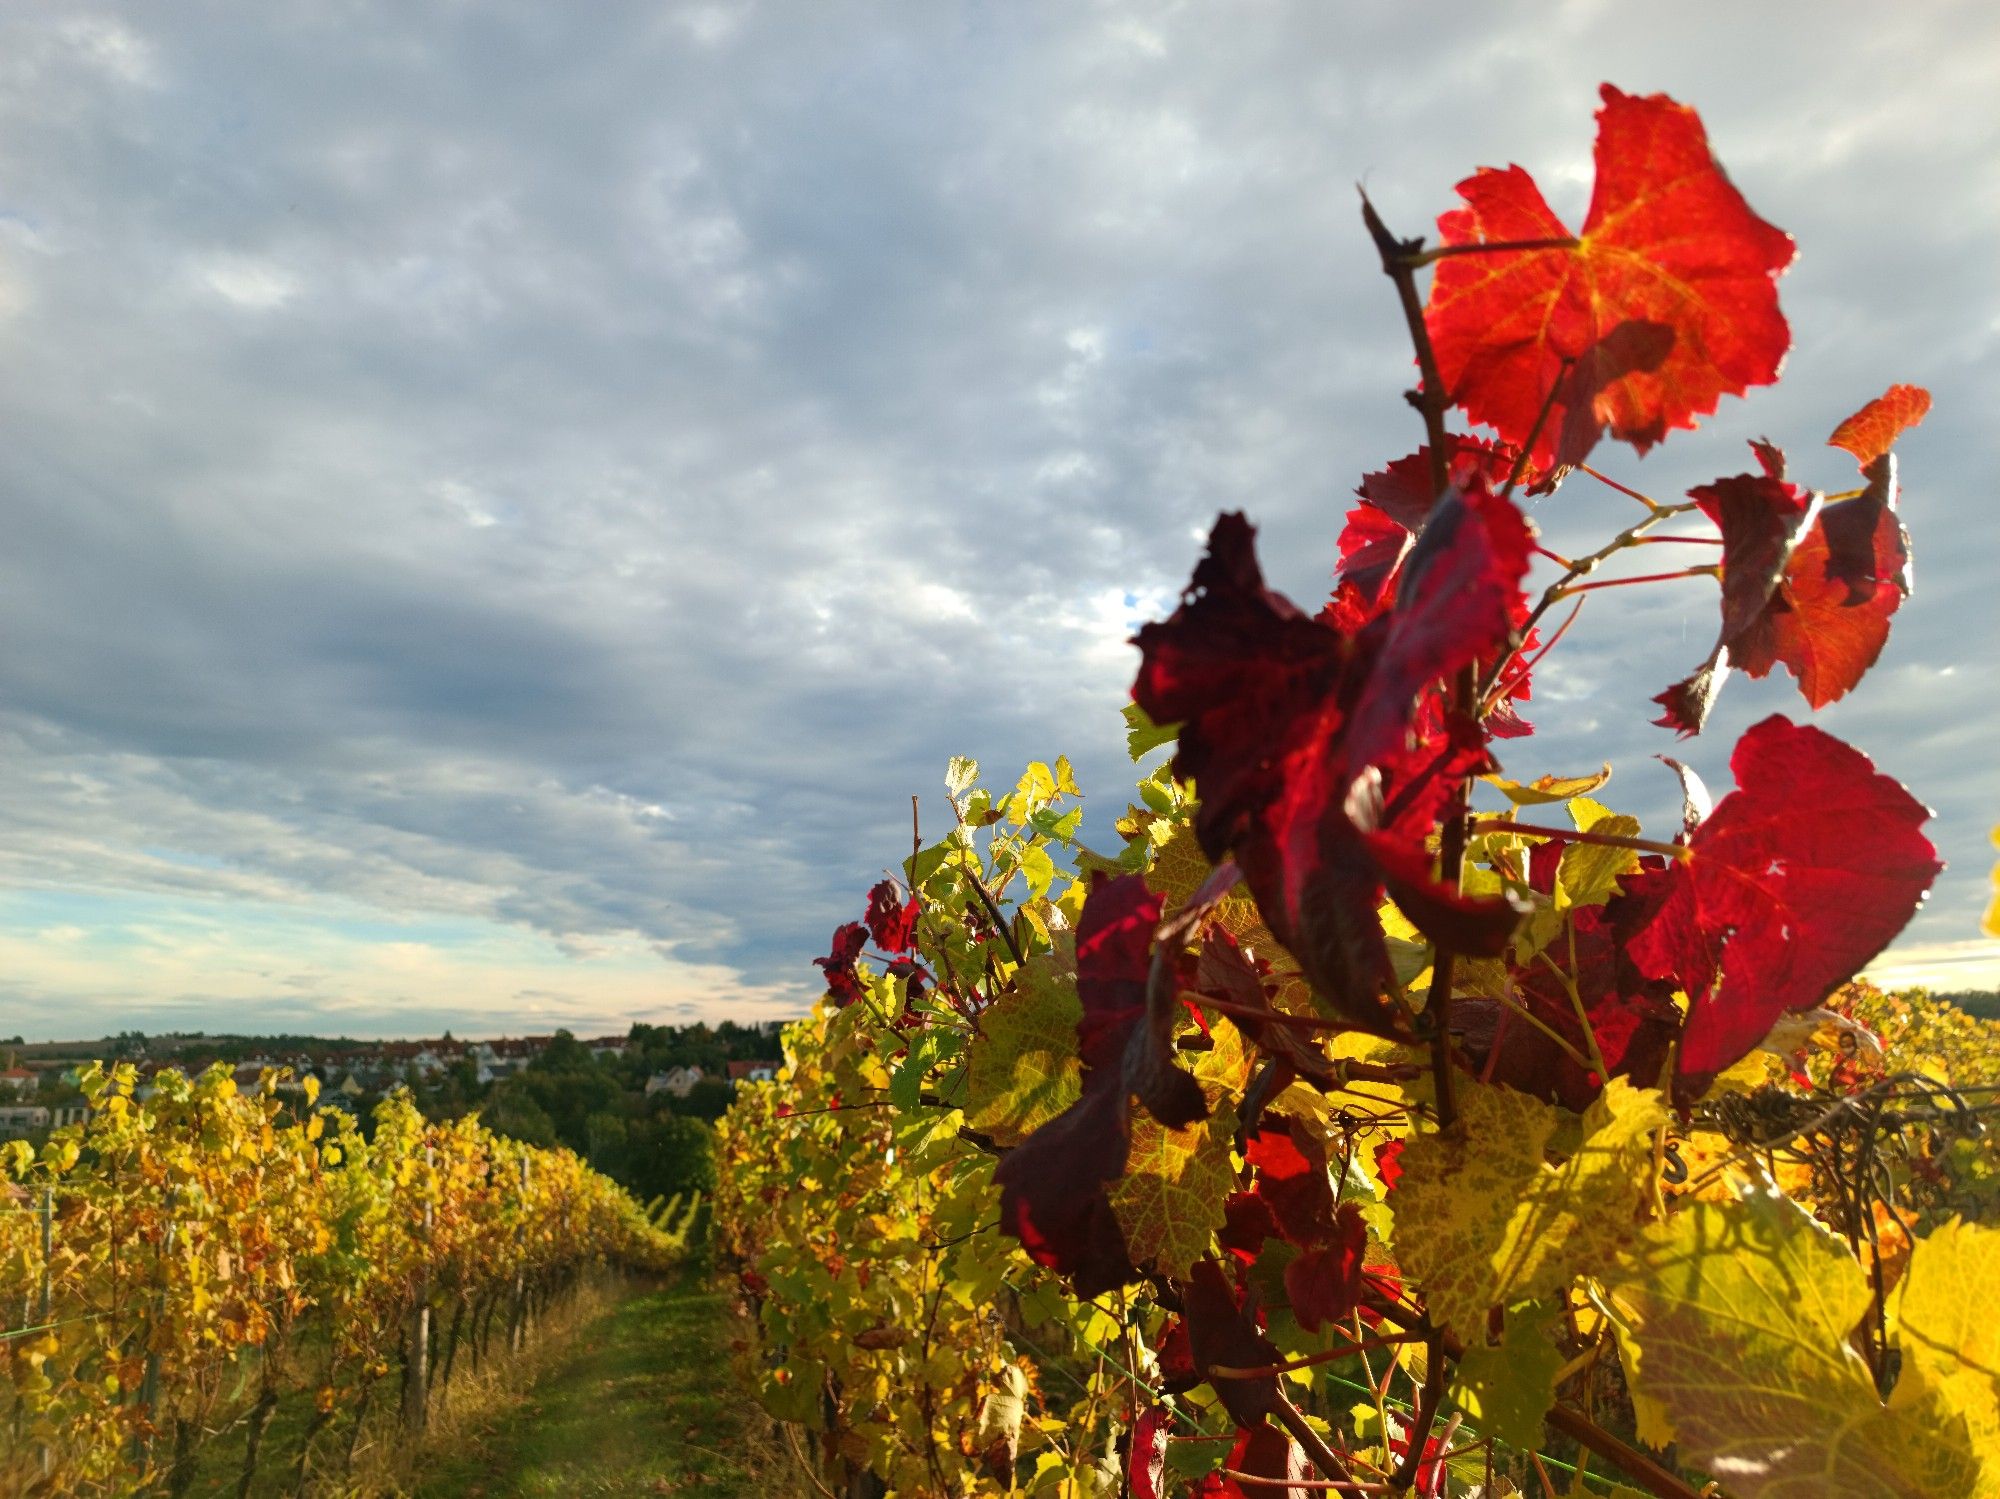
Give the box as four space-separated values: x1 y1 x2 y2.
1450 1302 1563 1450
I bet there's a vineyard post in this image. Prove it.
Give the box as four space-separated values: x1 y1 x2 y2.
36 1186 51 1327
402 1145 434 1436
136 1209 178 1471
509 1154 530 1354
36 1185 52 1479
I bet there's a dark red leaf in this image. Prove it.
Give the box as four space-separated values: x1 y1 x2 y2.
1626 717 1941 1097
814 921 869 1008
1822 385 1926 602
1653 472 1819 735
1186 1259 1282 1428
1346 481 1534 774
1231 1424 1312 1498
1133 506 1522 1035
1221 1192 1283 1261
1459 900 1680 1110
992 1080 1137 1296
1425 85 1794 472
1284 1204 1369 1333
1156 1315 1197 1393
1075 873 1163 1068
1132 515 1396 1031
993 875 1169 1295
864 879 921 953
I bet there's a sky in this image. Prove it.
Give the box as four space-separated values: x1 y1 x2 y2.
0 1 1994 1042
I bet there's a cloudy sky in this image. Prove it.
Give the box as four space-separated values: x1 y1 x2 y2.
0 1 1994 1041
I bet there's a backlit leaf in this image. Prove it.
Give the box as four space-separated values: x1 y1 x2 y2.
1626 717 1941 1097
1604 1191 1981 1497
961 943 1082 1148
1426 86 1794 471
1394 1077 1664 1339
1894 1219 2000 1496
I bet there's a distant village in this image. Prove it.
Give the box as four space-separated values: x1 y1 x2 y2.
0 1022 786 1143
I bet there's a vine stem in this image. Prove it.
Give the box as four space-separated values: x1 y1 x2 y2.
1214 1476 1392 1494
1576 463 1663 512
1274 1388 1357 1485
1480 498 1702 702
1550 565 1720 600
1361 191 1466 1495
1398 236 1579 268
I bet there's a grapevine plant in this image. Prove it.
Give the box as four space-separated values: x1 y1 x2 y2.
0 1064 695 1495
717 87 1998 1497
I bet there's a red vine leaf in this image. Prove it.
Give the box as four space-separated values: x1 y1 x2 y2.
1226 1425 1313 1497
1828 383 1931 468
1425 85 1795 472
1284 1204 1369 1333
1821 385 1928 603
1134 503 1524 1034
1185 1258 1282 1428
1626 717 1941 1096
814 921 869 1008
1733 503 1907 708
865 879 921 953
1243 1121 1337 1248
1459 900 1681 1110
1652 472 1819 735
1129 1407 1172 1499
993 875 1165 1296
1346 482 1534 774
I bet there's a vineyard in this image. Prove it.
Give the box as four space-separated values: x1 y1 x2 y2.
0 1062 697 1496
716 84 2000 1499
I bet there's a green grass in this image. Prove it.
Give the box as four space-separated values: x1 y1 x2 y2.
407 1277 803 1499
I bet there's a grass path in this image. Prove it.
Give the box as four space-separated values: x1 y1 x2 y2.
409 1275 802 1499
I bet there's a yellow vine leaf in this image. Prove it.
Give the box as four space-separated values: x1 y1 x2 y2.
1485 765 1613 805
960 940 1081 1148
1145 822 1213 911
1560 796 1643 910
1603 1190 1984 1498
1394 1077 1665 1340
1110 1020 1252 1281
1985 823 1999 937
1894 1219 2000 1495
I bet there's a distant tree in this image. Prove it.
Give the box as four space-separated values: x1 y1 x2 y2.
479 1088 558 1149
672 1077 735 1122
530 1029 593 1073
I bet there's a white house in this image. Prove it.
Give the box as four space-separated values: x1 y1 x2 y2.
643 1066 704 1099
